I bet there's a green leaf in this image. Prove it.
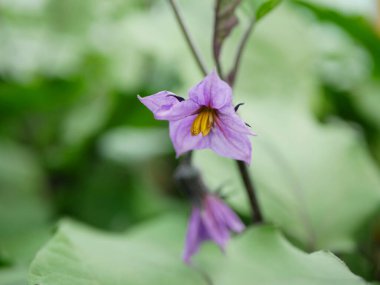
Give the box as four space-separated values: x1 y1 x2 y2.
194 2 380 252
28 217 207 285
194 99 380 252
293 0 380 75
252 0 282 21
196 225 366 285
29 216 366 285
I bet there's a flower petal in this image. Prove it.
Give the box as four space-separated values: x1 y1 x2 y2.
183 207 210 263
138 92 199 121
216 199 245 233
163 100 200 121
206 195 244 234
218 106 256 136
138 91 178 119
209 116 252 164
188 71 232 110
183 194 246 263
169 115 210 157
202 198 230 249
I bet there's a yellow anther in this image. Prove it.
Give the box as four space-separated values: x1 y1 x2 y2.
191 112 203 136
191 109 215 137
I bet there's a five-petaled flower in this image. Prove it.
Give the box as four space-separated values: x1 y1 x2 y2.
138 71 254 163
183 193 245 263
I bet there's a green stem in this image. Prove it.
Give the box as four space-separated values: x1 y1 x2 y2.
227 15 255 87
167 0 208 76
212 0 223 78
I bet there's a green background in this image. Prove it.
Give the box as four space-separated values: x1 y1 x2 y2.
1 0 380 284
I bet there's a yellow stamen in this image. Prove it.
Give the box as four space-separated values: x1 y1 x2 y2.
191 112 203 136
191 109 215 136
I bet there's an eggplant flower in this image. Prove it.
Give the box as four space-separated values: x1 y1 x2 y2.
138 71 254 163
183 193 245 263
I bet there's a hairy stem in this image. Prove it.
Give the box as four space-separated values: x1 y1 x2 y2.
167 0 208 76
227 15 255 87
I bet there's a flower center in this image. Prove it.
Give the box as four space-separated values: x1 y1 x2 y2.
191 108 215 137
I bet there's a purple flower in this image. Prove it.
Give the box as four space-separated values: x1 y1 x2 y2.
138 71 254 163
183 194 245 263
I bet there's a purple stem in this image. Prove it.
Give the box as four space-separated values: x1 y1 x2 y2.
237 160 263 223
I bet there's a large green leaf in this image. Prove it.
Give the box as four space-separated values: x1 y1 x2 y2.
29 216 366 285
192 1 380 252
197 225 366 285
28 217 207 285
194 98 380 252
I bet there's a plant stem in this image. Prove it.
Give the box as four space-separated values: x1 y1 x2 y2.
225 15 262 224
236 160 263 223
168 0 263 224
227 15 255 87
167 0 208 76
377 0 380 36
212 0 223 78
182 151 193 165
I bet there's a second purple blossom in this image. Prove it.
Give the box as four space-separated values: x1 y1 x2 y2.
183 193 245 263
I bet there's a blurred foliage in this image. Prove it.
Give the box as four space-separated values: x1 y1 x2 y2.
0 0 379 284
